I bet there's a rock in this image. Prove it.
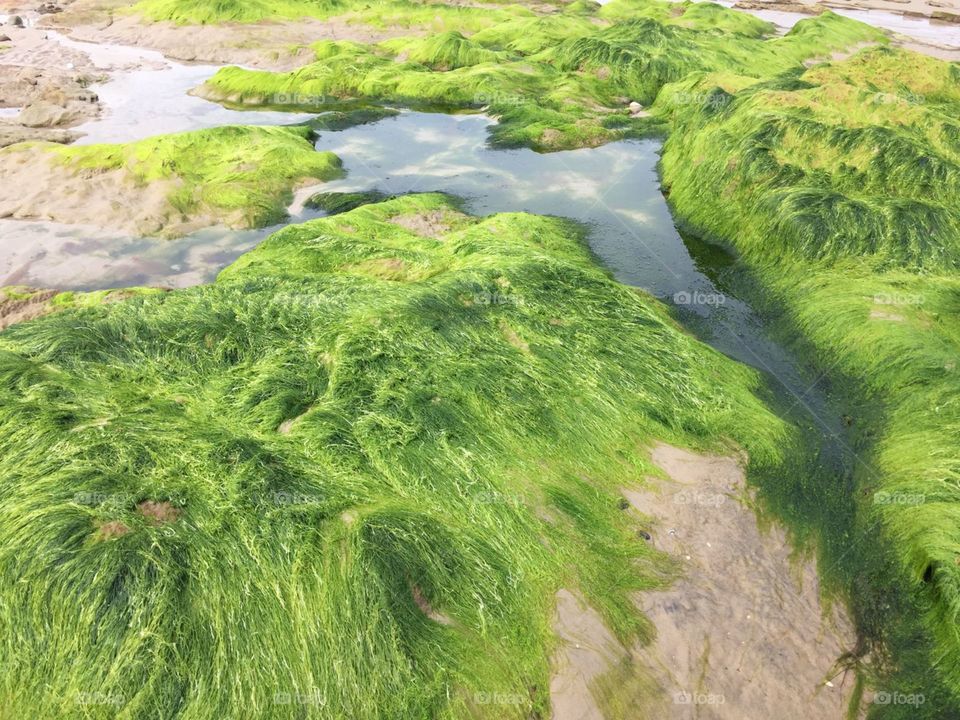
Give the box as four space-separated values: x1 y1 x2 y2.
932 9 960 23
10 16 24 27
18 100 71 128
37 3 63 14
628 101 643 114
0 125 77 148
0 35 10 43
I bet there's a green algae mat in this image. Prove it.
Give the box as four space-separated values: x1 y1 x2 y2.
185 1 960 709
0 194 788 717
4 0 960 715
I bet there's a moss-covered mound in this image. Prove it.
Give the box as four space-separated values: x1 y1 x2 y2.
0 194 788 719
132 0 534 30
132 0 347 24
196 7 884 150
657 46 960 703
0 125 343 236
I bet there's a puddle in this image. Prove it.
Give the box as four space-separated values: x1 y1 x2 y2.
0 219 278 289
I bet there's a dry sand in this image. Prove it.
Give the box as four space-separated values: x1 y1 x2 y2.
549 443 861 720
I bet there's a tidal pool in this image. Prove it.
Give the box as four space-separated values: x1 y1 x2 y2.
0 107 837 444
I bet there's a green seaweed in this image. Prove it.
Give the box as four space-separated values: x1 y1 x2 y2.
0 194 788 718
304 190 394 213
42 125 344 232
195 10 884 150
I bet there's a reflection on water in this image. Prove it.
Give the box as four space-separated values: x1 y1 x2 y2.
314 113 703 299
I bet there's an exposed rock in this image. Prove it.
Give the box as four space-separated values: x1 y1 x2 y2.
0 124 77 148
18 99 76 127
932 8 960 21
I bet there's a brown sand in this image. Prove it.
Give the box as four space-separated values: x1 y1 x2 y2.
549 443 861 720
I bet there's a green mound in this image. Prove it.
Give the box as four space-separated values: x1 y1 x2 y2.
0 194 787 718
133 0 345 24
383 31 504 70
658 46 960 705
51 125 342 233
133 0 533 30
196 9 883 150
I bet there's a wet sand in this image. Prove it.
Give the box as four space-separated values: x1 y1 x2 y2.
549 444 860 719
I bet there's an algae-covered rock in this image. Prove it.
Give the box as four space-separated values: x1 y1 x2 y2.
0 124 343 237
0 193 788 719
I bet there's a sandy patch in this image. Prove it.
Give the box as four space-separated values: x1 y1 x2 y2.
94 519 130 539
0 144 216 236
388 209 464 239
136 499 181 525
548 443 861 719
626 443 858 718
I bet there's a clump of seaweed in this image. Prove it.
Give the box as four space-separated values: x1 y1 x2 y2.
0 194 788 718
195 9 883 151
0 125 343 235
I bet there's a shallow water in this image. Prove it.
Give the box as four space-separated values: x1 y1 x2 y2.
832 6 960 46
46 32 316 144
